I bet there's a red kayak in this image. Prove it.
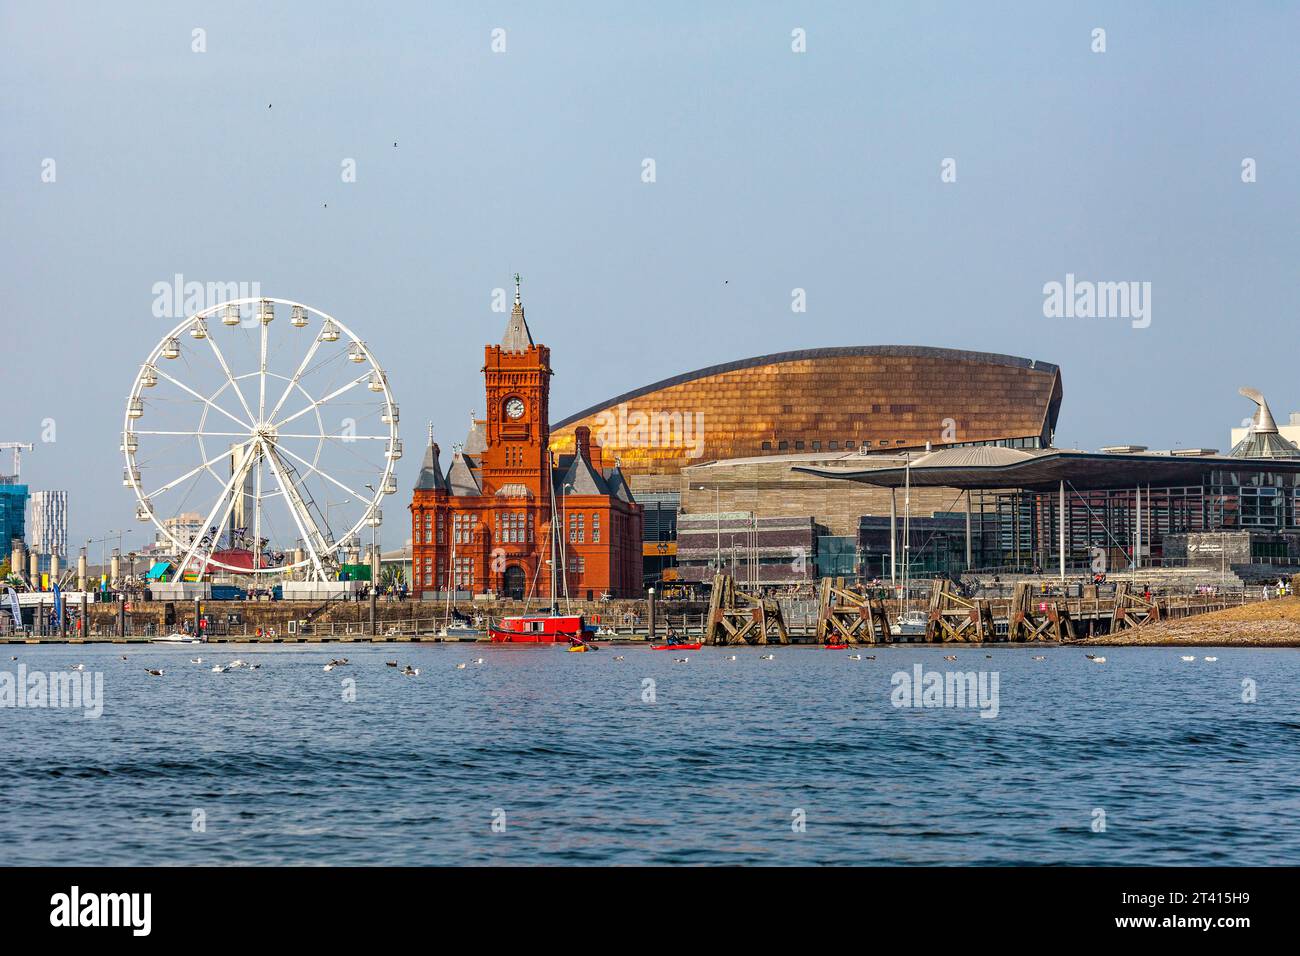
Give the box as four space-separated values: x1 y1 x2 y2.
824 643 849 650
649 642 703 650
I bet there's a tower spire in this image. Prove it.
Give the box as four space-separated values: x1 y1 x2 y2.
500 273 534 352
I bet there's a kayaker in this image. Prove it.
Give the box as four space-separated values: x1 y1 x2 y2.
665 626 681 646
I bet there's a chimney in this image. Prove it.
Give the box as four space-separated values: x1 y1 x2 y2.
575 425 592 463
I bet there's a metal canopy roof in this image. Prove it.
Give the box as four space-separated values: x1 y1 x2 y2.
794 448 1300 492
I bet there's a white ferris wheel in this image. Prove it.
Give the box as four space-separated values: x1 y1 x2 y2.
123 298 400 582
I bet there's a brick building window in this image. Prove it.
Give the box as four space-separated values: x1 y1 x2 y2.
592 514 600 543
569 513 585 543
495 512 526 543
436 512 445 543
422 513 432 543
454 556 474 589
453 514 477 544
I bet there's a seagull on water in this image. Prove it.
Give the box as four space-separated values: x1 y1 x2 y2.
144 668 164 677
1203 656 1218 662
943 655 957 662
455 662 467 670
190 658 203 664
70 664 85 671
759 654 775 661
385 661 398 667
848 654 862 660
1032 655 1047 661
673 657 689 664
212 664 228 673
1180 655 1196 662
401 665 419 676
613 655 625 661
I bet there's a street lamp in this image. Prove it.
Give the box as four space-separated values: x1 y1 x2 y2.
695 484 720 572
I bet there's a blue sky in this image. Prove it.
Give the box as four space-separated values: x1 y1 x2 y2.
2 1 1297 551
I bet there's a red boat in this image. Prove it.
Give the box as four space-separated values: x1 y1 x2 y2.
489 613 586 644
649 642 703 650
824 643 849 650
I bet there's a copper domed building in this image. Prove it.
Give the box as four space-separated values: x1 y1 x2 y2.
551 346 1062 484
548 346 1062 586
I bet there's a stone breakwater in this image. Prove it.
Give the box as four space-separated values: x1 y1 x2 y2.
1081 596 1300 647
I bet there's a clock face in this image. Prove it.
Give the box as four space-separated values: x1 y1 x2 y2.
505 398 525 420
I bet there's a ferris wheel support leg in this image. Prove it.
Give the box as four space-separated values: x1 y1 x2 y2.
263 443 330 583
172 449 260 584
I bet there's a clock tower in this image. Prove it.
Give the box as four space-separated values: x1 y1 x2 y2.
479 274 552 499
409 274 643 602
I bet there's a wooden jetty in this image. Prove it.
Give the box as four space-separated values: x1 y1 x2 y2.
704 573 790 645
803 576 1239 644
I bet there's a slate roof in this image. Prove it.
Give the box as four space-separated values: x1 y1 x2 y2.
414 439 449 492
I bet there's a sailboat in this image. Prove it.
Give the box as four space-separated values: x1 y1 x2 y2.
488 458 589 645
891 450 928 638
436 534 484 639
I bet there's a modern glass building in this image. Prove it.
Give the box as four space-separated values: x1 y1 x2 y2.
26 490 67 559
0 479 28 553
800 440 1300 575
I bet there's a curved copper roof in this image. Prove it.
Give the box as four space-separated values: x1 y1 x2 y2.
550 345 1062 479
554 345 1058 430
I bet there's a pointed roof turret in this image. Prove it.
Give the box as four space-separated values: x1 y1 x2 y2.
500 272 534 353
447 449 482 496
1231 388 1300 459
414 423 449 492
604 465 635 504
463 411 487 455
560 455 609 496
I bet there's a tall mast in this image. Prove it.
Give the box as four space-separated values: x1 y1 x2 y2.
903 453 911 612
549 453 557 612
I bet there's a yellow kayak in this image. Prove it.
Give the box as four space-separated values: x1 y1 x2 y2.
567 644 590 653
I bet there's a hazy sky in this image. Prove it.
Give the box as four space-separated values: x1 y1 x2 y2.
2 1 1297 552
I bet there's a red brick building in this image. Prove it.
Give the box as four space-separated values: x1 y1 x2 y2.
409 278 643 600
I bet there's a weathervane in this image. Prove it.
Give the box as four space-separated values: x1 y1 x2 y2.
513 273 521 305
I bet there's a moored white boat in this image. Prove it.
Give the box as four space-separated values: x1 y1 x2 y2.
150 631 203 644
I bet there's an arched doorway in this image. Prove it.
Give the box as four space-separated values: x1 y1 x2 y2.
503 565 526 600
